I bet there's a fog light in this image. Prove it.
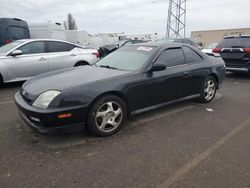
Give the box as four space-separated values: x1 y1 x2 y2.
29 116 40 122
58 113 72 119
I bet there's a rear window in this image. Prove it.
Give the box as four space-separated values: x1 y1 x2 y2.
8 26 29 40
217 38 250 48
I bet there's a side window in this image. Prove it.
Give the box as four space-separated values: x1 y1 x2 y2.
47 42 69 53
182 46 202 64
156 48 186 67
18 42 45 55
67 44 75 51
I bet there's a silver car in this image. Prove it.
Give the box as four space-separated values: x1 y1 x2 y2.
0 39 99 84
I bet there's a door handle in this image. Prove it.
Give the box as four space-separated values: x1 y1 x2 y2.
38 57 47 61
183 71 190 77
70 54 77 57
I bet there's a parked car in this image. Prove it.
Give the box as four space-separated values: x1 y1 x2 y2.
0 39 99 85
15 43 225 136
155 38 199 47
0 18 30 47
202 43 220 57
213 35 250 73
98 39 147 58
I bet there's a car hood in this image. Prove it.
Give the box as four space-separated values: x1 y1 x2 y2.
23 65 130 96
100 44 118 51
0 54 7 59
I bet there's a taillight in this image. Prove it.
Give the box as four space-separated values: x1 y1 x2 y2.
92 52 100 58
244 48 250 53
5 39 12 44
212 48 221 53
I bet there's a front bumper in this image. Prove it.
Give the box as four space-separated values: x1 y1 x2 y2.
14 91 88 134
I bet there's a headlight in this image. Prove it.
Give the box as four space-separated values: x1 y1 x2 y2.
33 90 61 108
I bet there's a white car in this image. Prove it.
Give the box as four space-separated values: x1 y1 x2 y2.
0 39 99 84
202 43 220 57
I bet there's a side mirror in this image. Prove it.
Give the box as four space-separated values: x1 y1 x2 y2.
149 62 166 72
11 50 22 56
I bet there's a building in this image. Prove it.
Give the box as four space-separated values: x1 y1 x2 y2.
191 28 250 48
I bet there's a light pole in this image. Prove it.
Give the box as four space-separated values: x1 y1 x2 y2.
166 0 186 38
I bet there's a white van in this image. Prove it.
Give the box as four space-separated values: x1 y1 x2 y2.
28 22 67 41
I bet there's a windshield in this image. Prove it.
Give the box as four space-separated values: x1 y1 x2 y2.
0 41 25 54
96 45 156 71
217 38 250 48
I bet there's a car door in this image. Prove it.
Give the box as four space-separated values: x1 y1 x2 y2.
182 46 207 95
5 41 48 79
141 47 191 108
46 41 77 71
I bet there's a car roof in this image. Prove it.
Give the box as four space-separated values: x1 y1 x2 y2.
224 35 250 39
14 39 87 48
16 39 73 43
130 42 186 48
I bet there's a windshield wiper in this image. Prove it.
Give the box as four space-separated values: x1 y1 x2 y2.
99 65 118 70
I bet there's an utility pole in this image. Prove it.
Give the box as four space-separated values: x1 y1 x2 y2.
166 0 186 38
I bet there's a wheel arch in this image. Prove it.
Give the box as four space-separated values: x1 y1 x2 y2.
74 61 89 67
87 91 131 119
209 73 219 89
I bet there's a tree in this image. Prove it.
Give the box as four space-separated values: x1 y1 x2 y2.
64 13 77 30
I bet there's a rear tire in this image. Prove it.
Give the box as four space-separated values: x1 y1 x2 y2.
87 95 127 137
199 76 217 103
74 61 89 67
0 75 3 87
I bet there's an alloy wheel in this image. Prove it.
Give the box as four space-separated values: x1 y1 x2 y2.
95 101 123 133
204 79 216 101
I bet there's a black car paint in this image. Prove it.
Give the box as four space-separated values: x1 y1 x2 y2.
15 43 225 133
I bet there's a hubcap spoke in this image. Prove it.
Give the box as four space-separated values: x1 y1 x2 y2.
96 111 107 118
114 108 122 119
204 87 210 94
100 118 108 130
107 102 114 112
107 120 119 128
204 80 215 100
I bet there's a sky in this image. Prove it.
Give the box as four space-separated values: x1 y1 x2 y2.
0 0 249 36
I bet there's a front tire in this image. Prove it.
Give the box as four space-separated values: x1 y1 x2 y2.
87 95 127 137
199 76 217 103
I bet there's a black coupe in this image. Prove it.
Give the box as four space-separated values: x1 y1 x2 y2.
15 43 225 136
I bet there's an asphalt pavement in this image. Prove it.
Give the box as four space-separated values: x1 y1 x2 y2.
0 73 250 188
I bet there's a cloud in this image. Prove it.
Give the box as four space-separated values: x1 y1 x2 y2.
0 0 249 36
